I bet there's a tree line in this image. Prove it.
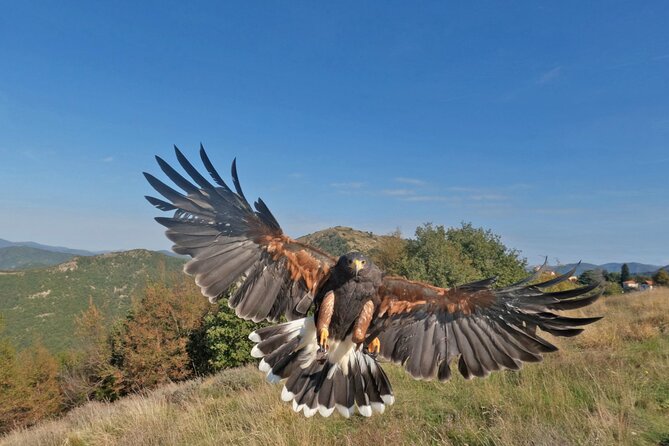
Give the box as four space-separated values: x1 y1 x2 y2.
0 278 263 433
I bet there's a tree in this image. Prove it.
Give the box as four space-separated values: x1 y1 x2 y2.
17 343 63 425
605 271 621 284
112 278 209 392
0 320 22 433
445 222 528 286
0 339 63 433
59 300 123 408
621 263 631 284
653 269 669 286
399 223 479 287
371 222 528 288
579 269 606 286
372 229 407 276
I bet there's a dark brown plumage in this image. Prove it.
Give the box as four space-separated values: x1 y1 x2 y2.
145 145 602 418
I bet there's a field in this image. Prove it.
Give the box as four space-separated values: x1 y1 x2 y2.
2 289 668 446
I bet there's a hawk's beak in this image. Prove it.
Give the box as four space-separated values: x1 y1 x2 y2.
353 259 364 277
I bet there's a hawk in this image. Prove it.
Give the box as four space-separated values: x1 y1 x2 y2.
144 145 601 418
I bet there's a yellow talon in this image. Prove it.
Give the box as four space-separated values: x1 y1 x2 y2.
368 337 380 355
319 327 330 351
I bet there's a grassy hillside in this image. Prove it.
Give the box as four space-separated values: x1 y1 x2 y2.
4 289 668 446
0 250 185 352
0 246 76 271
0 226 379 353
297 226 387 257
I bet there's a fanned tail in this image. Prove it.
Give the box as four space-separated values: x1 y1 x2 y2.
249 317 394 417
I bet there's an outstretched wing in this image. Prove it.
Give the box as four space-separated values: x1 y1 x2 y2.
144 145 336 322
370 266 601 380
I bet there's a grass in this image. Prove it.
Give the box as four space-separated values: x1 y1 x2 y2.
3 289 668 446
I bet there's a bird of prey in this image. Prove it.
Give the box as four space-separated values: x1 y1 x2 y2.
144 145 602 418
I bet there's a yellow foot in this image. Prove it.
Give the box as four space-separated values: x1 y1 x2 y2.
318 327 330 352
367 337 380 355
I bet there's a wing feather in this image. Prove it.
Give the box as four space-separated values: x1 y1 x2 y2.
145 146 336 321
373 272 601 381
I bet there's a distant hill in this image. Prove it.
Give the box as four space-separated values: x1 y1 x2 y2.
0 238 96 257
0 227 383 352
549 263 600 276
0 250 186 352
297 226 387 257
0 246 76 271
158 249 190 259
599 262 663 275
552 262 663 276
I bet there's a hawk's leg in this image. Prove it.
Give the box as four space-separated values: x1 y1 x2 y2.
352 300 376 349
316 291 335 353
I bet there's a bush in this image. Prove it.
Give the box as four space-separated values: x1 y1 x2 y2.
603 281 623 296
198 301 266 371
111 279 209 392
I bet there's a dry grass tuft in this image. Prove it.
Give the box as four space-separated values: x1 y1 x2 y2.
3 289 669 446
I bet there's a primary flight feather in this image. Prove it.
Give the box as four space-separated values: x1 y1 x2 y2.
145 145 602 418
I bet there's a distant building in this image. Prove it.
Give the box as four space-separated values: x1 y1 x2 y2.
640 280 655 291
532 265 558 276
622 280 639 291
568 276 578 283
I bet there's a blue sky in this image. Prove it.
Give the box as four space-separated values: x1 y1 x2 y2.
1 2 667 266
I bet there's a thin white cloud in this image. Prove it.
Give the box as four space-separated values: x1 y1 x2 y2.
469 194 508 201
330 181 365 195
400 195 456 202
382 189 415 197
446 186 477 192
537 66 562 85
394 177 426 186
22 150 38 160
102 156 114 163
330 181 364 190
507 183 533 191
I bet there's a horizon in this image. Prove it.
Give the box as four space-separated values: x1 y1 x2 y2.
0 233 666 270
1 3 668 265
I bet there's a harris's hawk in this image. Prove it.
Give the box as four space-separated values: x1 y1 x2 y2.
145 145 602 418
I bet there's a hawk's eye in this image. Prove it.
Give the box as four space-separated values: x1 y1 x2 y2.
362 260 366 264
348 259 353 264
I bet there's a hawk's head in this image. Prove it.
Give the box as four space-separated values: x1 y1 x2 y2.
336 252 373 280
